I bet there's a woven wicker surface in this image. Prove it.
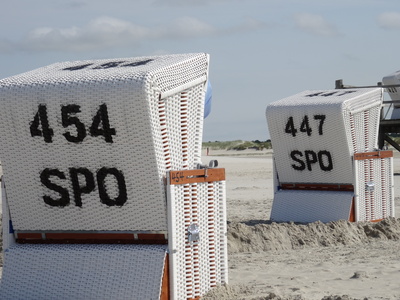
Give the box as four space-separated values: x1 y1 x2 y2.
0 243 167 300
0 53 208 231
270 190 354 223
266 88 382 185
167 179 228 299
1 180 15 251
354 157 394 221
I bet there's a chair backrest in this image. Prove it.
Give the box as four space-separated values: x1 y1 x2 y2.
266 88 383 185
0 53 209 232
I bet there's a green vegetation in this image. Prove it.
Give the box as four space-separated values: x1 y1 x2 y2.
202 140 243 150
202 140 272 150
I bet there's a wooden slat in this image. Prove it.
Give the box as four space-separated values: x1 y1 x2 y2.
281 183 354 191
169 168 225 185
45 233 135 240
348 197 355 222
137 233 167 241
160 254 170 300
353 150 393 160
16 233 42 240
15 232 168 244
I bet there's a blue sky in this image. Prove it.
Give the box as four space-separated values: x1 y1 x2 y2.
1 0 400 141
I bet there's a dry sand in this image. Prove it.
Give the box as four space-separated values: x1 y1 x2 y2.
202 149 400 300
2 149 400 299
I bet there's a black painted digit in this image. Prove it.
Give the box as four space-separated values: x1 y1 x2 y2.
63 59 153 71
285 116 298 137
300 115 312 136
90 104 116 143
63 63 93 71
93 61 126 69
122 59 153 67
337 90 356 96
96 167 127 206
306 91 357 97
172 172 181 183
40 168 70 207
30 104 54 143
313 115 326 135
70 168 95 207
305 92 324 97
62 104 87 143
321 92 337 97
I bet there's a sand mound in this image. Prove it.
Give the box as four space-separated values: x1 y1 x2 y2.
202 284 361 300
204 218 400 299
202 283 307 300
228 217 400 253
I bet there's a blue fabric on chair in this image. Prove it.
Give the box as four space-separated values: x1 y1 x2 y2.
204 81 212 118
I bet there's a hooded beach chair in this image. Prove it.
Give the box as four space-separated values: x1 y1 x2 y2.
266 88 394 223
0 53 227 299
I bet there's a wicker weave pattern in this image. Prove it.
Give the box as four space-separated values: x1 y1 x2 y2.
0 53 208 231
270 190 354 223
1 180 15 250
343 104 381 153
0 243 167 300
354 157 394 221
161 87 204 171
167 179 228 300
266 88 382 185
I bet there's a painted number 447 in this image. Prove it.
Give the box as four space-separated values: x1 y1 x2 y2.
285 114 326 137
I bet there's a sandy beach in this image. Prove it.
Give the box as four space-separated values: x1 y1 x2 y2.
202 149 400 300
2 149 400 299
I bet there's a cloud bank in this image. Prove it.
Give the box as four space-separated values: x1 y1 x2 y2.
293 13 339 37
0 16 263 53
377 12 400 29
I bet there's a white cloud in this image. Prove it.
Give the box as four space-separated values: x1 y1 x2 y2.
23 17 150 52
2 16 262 53
151 0 237 7
377 12 400 29
154 17 216 39
294 13 339 37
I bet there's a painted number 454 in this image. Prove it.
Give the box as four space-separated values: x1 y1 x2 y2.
30 103 116 143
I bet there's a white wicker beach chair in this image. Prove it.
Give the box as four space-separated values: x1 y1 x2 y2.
0 53 227 299
266 88 394 223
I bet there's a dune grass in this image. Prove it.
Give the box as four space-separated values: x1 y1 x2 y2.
202 140 272 150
